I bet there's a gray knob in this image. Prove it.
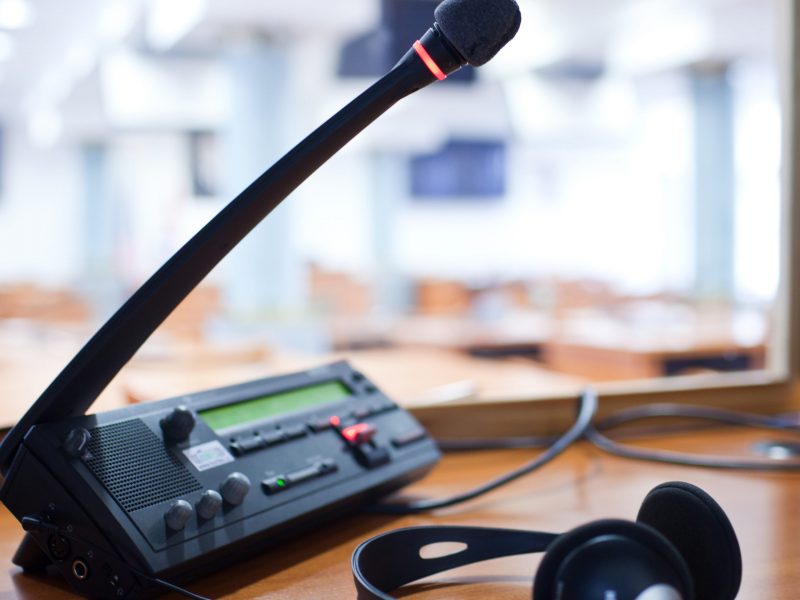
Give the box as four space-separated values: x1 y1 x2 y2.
196 490 223 520
164 500 194 531
220 472 250 506
160 406 196 443
63 428 92 458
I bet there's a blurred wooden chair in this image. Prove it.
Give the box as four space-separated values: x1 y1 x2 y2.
308 263 372 316
159 284 223 342
414 278 473 315
0 282 90 324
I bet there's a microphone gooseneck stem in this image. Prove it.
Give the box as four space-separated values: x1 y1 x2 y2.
0 27 465 476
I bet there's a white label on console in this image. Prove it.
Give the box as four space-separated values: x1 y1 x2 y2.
183 441 235 472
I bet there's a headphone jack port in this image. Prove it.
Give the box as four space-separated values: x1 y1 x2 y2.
72 558 89 581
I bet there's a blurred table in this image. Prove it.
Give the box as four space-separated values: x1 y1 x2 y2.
328 313 553 360
326 306 769 383
542 307 767 381
0 318 585 427
0 427 796 598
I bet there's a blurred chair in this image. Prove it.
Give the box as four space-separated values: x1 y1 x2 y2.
308 263 373 316
160 284 222 342
414 278 473 315
0 282 90 324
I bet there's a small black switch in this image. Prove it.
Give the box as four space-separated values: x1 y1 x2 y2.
355 445 390 469
391 429 427 448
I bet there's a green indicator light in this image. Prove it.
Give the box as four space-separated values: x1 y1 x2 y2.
276 479 286 487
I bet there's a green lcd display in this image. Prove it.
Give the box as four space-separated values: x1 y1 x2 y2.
199 380 351 432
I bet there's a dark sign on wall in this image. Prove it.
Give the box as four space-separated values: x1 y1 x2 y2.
410 139 506 200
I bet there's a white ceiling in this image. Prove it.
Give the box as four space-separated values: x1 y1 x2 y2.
0 0 780 129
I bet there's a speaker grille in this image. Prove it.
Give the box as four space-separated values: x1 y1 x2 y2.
84 419 202 513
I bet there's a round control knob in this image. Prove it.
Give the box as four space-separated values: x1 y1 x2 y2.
220 472 250 506
164 499 194 531
63 428 92 459
196 490 223 520
160 406 196 443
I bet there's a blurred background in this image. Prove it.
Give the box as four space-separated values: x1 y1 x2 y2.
0 0 785 421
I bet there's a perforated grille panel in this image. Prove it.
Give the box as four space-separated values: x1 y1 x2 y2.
84 419 202 513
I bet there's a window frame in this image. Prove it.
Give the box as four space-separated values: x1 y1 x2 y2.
413 0 800 439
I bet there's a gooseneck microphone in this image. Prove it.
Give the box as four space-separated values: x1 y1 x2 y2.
0 0 521 476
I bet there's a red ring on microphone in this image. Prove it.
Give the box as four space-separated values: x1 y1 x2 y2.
413 40 447 81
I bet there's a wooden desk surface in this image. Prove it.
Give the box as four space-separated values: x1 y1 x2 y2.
0 427 796 599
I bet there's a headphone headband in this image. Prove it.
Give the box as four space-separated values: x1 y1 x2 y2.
352 525 558 599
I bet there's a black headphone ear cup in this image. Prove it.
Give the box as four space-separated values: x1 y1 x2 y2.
636 481 742 600
532 519 693 600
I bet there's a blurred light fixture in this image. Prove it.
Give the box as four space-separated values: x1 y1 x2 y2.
484 1 564 77
146 0 208 51
27 105 63 148
99 0 138 43
0 31 12 61
64 42 97 81
0 0 33 30
607 3 711 74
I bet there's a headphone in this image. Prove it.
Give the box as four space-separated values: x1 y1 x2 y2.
352 481 742 599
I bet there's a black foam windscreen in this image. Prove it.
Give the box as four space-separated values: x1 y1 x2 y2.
434 0 521 66
636 481 742 600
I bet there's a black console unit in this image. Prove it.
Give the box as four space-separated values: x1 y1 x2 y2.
1 361 439 597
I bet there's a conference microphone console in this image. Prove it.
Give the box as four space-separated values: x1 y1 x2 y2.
2 361 439 597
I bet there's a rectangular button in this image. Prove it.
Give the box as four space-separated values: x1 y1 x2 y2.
231 435 266 455
352 407 371 420
261 429 287 446
317 458 337 474
356 445 390 469
241 435 266 451
286 465 321 485
391 429 427 448
283 424 308 440
229 442 244 456
308 419 331 433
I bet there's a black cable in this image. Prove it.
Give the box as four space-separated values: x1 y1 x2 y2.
19 517 212 600
366 388 598 514
587 403 800 471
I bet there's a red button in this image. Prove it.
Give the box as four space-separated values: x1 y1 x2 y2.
341 423 377 444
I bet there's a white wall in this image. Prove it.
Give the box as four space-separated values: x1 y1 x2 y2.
0 125 83 284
